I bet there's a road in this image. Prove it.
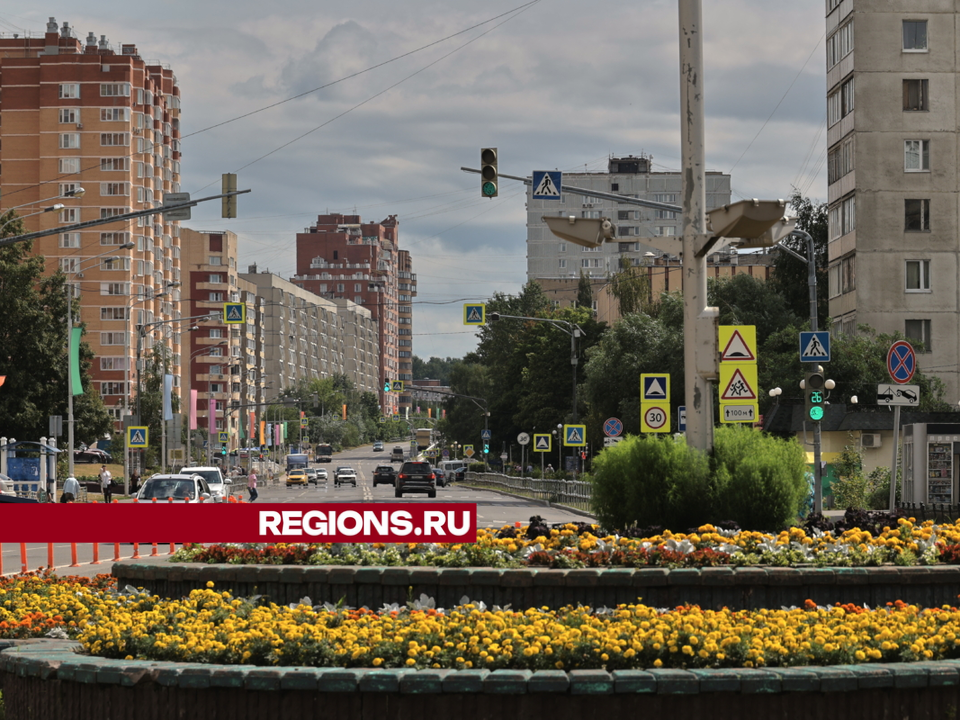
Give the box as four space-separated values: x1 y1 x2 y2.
2 444 593 578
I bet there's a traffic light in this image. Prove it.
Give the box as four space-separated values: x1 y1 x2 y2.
221 444 227 456
222 173 237 218
489 312 500 323
483 443 489 455
480 148 498 198
804 370 826 422
384 378 391 393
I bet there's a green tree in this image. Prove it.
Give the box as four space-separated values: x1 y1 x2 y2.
769 190 828 327
412 356 459 383
609 257 653 317
135 344 181 463
0 221 111 443
576 271 593 311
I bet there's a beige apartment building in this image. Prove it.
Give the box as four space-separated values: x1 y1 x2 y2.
0 18 183 427
826 1 960 398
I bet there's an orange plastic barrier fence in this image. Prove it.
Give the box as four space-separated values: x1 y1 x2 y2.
0 542 185 576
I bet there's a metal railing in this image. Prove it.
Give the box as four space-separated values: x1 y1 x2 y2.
459 472 594 514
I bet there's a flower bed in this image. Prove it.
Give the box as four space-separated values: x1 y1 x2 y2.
169 515 960 569
4 573 960 671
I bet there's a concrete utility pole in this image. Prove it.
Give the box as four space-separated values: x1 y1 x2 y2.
678 0 717 452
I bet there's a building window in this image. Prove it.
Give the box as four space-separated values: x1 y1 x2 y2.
841 255 856 294
59 83 80 99
100 207 129 219
827 77 855 126
903 79 929 111
99 332 125 346
58 108 79 123
100 157 129 171
904 199 931 231
102 257 130 271
830 195 856 238
209 292 224 302
905 260 931 291
828 263 841 298
558 243 566 252
208 256 222 266
903 20 928 51
100 107 130 122
59 233 80 249
827 21 854 69
100 232 129 246
59 208 79 223
99 356 128 369
558 259 566 269
100 133 129 147
59 133 80 149
100 308 128 321
100 182 129 196
582 210 601 219
208 274 223 283
59 258 80 273
904 140 930 171
101 283 129 296
99 382 125 396
827 136 855 183
657 226 677 237
100 83 131 97
59 158 80 174
905 319 932 351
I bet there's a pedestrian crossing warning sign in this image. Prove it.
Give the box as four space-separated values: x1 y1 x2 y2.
223 303 245 324
127 426 149 448
391 380 404 393
719 364 758 401
719 326 757 363
532 170 562 199
533 434 552 452
563 424 586 447
463 304 486 326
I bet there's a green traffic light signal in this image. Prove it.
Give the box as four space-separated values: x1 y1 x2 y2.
804 370 826 423
480 148 498 198
809 406 824 421
383 379 391 393
483 443 489 454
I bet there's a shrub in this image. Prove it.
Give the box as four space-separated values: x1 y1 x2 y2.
468 462 486 473
711 425 808 531
590 434 710 530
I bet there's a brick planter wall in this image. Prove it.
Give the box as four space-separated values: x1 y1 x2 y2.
3 639 960 719
113 563 960 610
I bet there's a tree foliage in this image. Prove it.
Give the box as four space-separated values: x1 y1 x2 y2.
576 271 593 310
412 356 459 384
608 258 653 317
0 221 111 444
769 190 828 327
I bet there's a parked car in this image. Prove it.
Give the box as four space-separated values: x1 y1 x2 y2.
373 440 384 452
287 469 308 487
180 466 230 500
74 447 113 464
434 468 446 488
0 473 14 495
135 474 216 503
396 461 436 498
454 467 467 483
334 466 357 487
372 465 396 487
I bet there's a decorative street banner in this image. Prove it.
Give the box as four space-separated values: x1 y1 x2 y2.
0 503 478 543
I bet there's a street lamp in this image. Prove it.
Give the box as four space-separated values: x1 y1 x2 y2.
0 187 86 236
488 312 584 423
65 242 135 481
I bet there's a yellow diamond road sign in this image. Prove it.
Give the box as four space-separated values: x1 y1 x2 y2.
463 444 475 457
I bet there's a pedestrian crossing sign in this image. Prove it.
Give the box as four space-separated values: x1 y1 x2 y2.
533 434 552 452
218 431 229 443
223 303 245 324
563 424 587 447
127 426 149 448
463 304 486 325
391 380 404 392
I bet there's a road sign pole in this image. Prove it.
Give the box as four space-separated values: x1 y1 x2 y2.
889 405 901 511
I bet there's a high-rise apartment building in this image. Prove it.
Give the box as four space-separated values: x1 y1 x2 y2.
0 18 182 427
825 1 959 397
292 214 415 415
527 155 731 282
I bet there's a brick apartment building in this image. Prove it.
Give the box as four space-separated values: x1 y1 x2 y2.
292 214 415 416
0 17 183 428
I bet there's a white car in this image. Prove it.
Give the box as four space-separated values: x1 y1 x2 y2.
334 466 357 486
179 466 230 500
311 468 328 484
136 474 218 503
0 473 14 495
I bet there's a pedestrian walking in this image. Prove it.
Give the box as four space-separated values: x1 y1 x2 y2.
99 465 113 503
248 471 258 502
130 472 141 493
61 475 80 503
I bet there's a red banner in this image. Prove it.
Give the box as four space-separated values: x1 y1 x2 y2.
0 503 477 543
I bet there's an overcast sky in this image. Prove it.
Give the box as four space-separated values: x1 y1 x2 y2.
1 1 827 361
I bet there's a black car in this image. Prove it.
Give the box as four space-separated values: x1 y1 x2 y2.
373 465 396 487
396 461 436 498
74 448 113 463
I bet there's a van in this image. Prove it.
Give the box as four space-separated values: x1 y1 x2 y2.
439 460 467 475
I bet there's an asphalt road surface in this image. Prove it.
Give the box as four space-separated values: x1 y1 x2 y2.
2 444 593 578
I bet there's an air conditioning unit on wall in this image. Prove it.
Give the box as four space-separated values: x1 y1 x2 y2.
861 433 882 448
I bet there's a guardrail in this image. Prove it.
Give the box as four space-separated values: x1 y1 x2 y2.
459 472 593 513
0 541 183 576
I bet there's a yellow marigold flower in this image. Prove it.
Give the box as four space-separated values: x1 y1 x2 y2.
653 659 663 668
372 658 383 667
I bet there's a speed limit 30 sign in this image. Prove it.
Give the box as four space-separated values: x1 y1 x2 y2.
641 405 669 433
